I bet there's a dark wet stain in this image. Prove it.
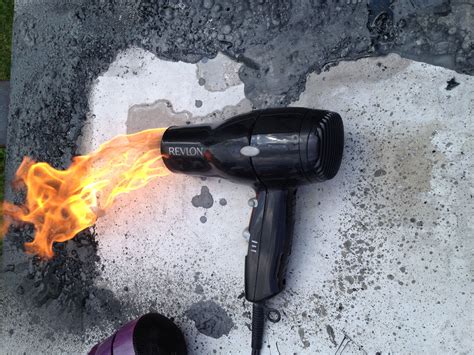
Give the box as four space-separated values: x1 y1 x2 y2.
194 272 201 282
200 215 207 224
326 324 337 346
374 168 387 177
192 186 214 209
195 284 204 294
446 77 460 90
298 327 310 348
315 304 328 317
219 198 227 206
185 300 234 339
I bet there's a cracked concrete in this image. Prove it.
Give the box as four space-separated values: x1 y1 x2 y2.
1 0 473 354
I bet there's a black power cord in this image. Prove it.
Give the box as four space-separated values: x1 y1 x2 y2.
251 302 265 355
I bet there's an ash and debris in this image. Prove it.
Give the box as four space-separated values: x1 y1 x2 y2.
185 300 234 339
2 226 124 331
2 0 473 353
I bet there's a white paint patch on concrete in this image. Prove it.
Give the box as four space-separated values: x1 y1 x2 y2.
81 50 473 355
81 47 245 152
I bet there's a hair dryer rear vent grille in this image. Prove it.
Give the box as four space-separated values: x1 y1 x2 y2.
312 112 344 181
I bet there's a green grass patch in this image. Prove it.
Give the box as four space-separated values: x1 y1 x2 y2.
0 0 14 80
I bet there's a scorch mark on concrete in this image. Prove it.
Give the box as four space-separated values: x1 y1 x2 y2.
185 300 234 339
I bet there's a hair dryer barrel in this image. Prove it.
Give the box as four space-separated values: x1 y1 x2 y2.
160 111 257 183
160 108 344 188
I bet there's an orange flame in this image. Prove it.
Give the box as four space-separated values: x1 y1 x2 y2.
2 128 169 259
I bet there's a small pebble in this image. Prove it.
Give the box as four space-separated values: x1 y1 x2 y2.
221 25 232 35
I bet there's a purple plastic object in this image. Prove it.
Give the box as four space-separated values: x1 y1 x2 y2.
88 313 187 355
89 318 138 355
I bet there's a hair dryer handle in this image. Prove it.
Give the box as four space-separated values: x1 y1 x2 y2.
244 187 296 303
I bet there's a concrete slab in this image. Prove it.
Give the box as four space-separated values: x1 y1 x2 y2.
2 1 473 354
75 51 474 354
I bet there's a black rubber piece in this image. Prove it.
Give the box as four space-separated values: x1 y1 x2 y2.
133 313 187 355
251 302 265 355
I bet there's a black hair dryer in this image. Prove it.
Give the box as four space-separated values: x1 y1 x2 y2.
161 108 344 354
